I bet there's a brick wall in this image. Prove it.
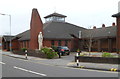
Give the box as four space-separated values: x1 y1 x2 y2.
92 38 116 52
43 39 51 47
11 39 19 50
43 39 77 51
19 41 30 49
70 38 79 51
116 17 120 53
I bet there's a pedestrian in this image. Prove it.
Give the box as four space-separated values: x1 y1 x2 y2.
58 52 61 58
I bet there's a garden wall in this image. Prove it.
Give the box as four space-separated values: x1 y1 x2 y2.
12 50 47 58
75 56 120 64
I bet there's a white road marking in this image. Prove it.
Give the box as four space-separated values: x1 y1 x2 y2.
0 62 5 65
13 66 47 76
15 57 118 74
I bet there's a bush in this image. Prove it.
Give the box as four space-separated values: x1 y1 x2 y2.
21 48 27 52
41 47 51 54
46 52 58 59
41 47 58 59
77 49 80 52
51 45 57 51
102 52 113 57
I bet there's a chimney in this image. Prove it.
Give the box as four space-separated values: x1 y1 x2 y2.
102 24 105 27
112 22 116 26
93 26 96 29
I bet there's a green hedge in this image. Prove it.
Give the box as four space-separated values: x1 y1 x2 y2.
21 48 27 52
51 45 57 51
41 47 58 59
102 52 113 57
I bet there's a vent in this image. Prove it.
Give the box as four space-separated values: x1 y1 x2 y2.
78 31 82 38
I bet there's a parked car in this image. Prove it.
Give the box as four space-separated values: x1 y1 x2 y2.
55 46 70 55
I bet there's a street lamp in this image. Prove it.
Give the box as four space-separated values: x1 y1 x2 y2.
0 13 12 52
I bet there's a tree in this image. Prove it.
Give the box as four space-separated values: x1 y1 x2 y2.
84 26 97 56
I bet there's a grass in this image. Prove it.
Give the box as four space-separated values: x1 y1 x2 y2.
79 52 119 58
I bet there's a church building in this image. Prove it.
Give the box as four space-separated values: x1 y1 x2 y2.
1 8 119 53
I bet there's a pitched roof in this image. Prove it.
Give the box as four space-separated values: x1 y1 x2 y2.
13 30 30 41
82 26 116 38
2 35 14 42
44 13 67 18
112 12 120 17
13 23 116 41
43 21 86 39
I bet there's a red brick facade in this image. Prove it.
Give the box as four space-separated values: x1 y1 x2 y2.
19 41 29 49
43 38 79 51
91 38 116 52
29 8 43 50
11 39 19 50
116 17 120 53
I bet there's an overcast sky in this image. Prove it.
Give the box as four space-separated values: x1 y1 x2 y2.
0 0 119 35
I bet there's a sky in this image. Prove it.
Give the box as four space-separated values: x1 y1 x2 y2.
0 0 119 35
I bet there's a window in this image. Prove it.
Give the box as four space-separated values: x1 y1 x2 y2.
45 16 65 22
23 41 26 48
27 41 29 48
51 40 55 46
65 40 68 46
58 40 61 46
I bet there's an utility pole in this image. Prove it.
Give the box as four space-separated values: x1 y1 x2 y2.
0 13 12 52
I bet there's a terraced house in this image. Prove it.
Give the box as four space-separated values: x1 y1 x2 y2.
1 8 119 53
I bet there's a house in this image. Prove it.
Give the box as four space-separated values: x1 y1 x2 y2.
2 35 14 51
1 8 119 53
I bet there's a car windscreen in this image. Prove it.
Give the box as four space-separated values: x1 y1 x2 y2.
61 47 69 50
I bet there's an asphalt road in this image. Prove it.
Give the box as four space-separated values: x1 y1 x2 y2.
1 54 118 77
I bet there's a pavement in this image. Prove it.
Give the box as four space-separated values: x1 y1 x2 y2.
1 50 119 72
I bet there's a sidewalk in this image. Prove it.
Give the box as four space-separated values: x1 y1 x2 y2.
1 51 119 72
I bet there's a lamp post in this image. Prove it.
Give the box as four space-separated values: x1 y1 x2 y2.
0 13 12 52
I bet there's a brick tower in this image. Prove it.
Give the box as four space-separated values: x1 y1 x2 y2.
112 13 120 53
29 8 43 50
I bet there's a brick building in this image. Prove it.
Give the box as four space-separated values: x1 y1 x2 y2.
112 12 120 53
2 35 14 51
1 8 119 53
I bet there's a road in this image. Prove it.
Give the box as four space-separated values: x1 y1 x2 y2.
1 53 118 77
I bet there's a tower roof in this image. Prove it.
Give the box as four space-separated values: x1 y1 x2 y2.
112 12 120 17
44 12 67 18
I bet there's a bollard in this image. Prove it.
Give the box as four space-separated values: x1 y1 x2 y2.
113 68 117 72
76 53 79 67
25 50 28 60
110 68 117 72
76 59 79 67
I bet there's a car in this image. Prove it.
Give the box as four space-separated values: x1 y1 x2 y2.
55 46 70 55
